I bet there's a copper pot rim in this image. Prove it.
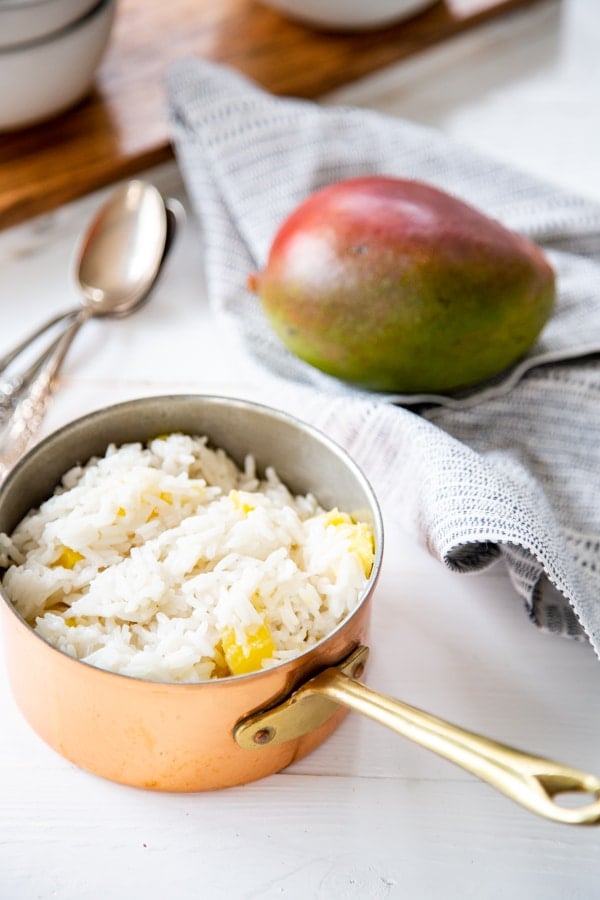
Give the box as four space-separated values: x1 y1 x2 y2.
0 392 384 691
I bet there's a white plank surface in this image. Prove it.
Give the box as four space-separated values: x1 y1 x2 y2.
2 1 600 896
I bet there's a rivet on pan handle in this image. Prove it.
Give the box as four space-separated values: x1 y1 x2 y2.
234 645 600 826
235 646 369 750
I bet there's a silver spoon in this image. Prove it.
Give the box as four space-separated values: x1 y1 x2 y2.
0 179 171 377
0 181 180 478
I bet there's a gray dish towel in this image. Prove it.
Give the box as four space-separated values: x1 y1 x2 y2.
167 57 600 657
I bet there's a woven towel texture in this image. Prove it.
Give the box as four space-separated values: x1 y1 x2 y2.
167 58 600 656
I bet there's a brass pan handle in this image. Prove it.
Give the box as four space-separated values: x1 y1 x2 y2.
234 647 600 826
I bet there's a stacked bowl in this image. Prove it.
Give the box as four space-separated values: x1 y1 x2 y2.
0 0 116 130
257 0 437 31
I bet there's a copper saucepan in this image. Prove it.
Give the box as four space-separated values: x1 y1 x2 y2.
0 394 599 826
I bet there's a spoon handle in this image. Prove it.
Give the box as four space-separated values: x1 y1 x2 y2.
0 309 78 375
0 317 83 483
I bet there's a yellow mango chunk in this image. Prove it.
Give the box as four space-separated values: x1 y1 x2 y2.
222 621 276 676
322 508 351 527
65 617 79 627
229 490 255 516
322 509 375 577
347 522 375 577
51 546 84 569
117 507 126 517
144 490 174 522
211 644 231 679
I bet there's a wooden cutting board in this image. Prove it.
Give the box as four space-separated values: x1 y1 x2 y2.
0 0 544 229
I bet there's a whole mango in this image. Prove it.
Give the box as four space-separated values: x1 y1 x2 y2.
247 176 556 393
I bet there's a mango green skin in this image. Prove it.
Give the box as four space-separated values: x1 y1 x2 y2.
249 176 556 393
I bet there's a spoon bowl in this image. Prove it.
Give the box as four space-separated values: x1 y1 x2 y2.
0 180 178 479
74 180 168 318
0 180 173 373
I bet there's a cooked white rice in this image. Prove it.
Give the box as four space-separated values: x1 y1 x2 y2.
0 433 374 682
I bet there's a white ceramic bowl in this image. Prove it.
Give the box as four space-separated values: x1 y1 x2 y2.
0 0 100 49
259 0 437 30
0 0 116 131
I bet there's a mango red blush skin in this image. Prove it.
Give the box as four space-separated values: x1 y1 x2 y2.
247 176 556 393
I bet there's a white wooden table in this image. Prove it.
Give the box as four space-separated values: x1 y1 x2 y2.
2 1 600 895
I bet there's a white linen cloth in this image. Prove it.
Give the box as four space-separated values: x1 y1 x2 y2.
167 58 600 657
